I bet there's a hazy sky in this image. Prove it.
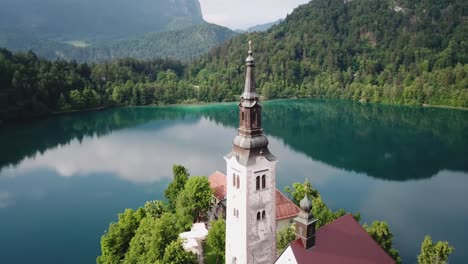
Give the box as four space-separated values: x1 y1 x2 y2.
198 0 310 30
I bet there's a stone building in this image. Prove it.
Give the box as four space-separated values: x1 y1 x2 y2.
219 42 394 264
208 171 300 231
224 41 278 264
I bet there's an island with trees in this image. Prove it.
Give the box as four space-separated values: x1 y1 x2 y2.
96 165 454 264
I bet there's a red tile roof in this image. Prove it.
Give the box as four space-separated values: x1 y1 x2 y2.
289 214 395 264
208 171 227 201
208 171 300 221
276 189 301 220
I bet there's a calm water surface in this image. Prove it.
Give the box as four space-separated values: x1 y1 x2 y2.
0 99 467 263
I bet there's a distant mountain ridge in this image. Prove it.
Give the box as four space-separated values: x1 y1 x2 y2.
246 19 284 32
0 0 204 40
0 0 237 61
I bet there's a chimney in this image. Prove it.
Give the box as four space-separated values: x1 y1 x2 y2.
294 195 318 250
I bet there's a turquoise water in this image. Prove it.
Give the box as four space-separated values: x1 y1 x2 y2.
0 99 467 263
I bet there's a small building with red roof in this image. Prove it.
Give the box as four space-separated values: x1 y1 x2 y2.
275 196 395 264
208 171 300 230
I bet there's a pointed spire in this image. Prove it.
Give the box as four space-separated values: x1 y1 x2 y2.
242 40 258 100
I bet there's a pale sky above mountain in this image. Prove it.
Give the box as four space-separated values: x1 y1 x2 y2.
198 0 310 30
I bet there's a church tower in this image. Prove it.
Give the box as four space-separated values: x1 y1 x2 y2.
225 41 278 264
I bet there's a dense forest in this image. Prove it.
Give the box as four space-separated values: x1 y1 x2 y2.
0 23 237 62
189 0 468 106
1 0 467 123
0 0 235 62
0 0 204 39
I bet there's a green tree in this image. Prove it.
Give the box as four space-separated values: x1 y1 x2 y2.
97 208 146 264
417 235 454 264
277 224 296 254
176 176 213 223
69 89 85 109
124 213 181 263
311 195 336 228
165 165 190 209
162 239 198 264
144 200 167 219
206 219 226 264
363 221 401 263
284 179 319 206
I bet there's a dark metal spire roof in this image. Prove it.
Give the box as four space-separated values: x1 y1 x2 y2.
225 41 277 166
241 40 258 100
297 195 315 222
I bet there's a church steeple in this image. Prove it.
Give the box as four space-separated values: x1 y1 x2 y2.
231 41 276 166
242 40 258 100
224 41 278 264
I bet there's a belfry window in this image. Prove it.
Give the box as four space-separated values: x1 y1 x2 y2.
236 175 240 189
241 112 245 121
262 175 266 189
256 176 260 190
257 212 261 221
262 210 266 219
233 173 235 186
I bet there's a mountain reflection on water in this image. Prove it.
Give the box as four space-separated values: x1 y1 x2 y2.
0 99 467 264
2 99 467 182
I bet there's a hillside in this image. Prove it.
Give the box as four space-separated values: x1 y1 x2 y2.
0 0 236 61
1 0 468 123
246 19 284 32
187 0 468 107
0 23 237 62
0 0 204 40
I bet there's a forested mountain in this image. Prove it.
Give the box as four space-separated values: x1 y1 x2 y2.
0 24 237 62
0 0 237 61
1 0 467 124
0 0 204 40
246 19 284 32
188 0 468 107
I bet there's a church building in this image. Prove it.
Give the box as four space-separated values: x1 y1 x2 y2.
223 43 395 264
224 41 278 264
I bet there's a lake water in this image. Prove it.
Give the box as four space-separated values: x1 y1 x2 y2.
0 99 467 263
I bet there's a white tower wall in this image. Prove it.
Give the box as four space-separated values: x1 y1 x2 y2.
225 155 277 264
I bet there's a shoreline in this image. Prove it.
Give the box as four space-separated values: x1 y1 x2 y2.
2 99 467 126
422 104 468 111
